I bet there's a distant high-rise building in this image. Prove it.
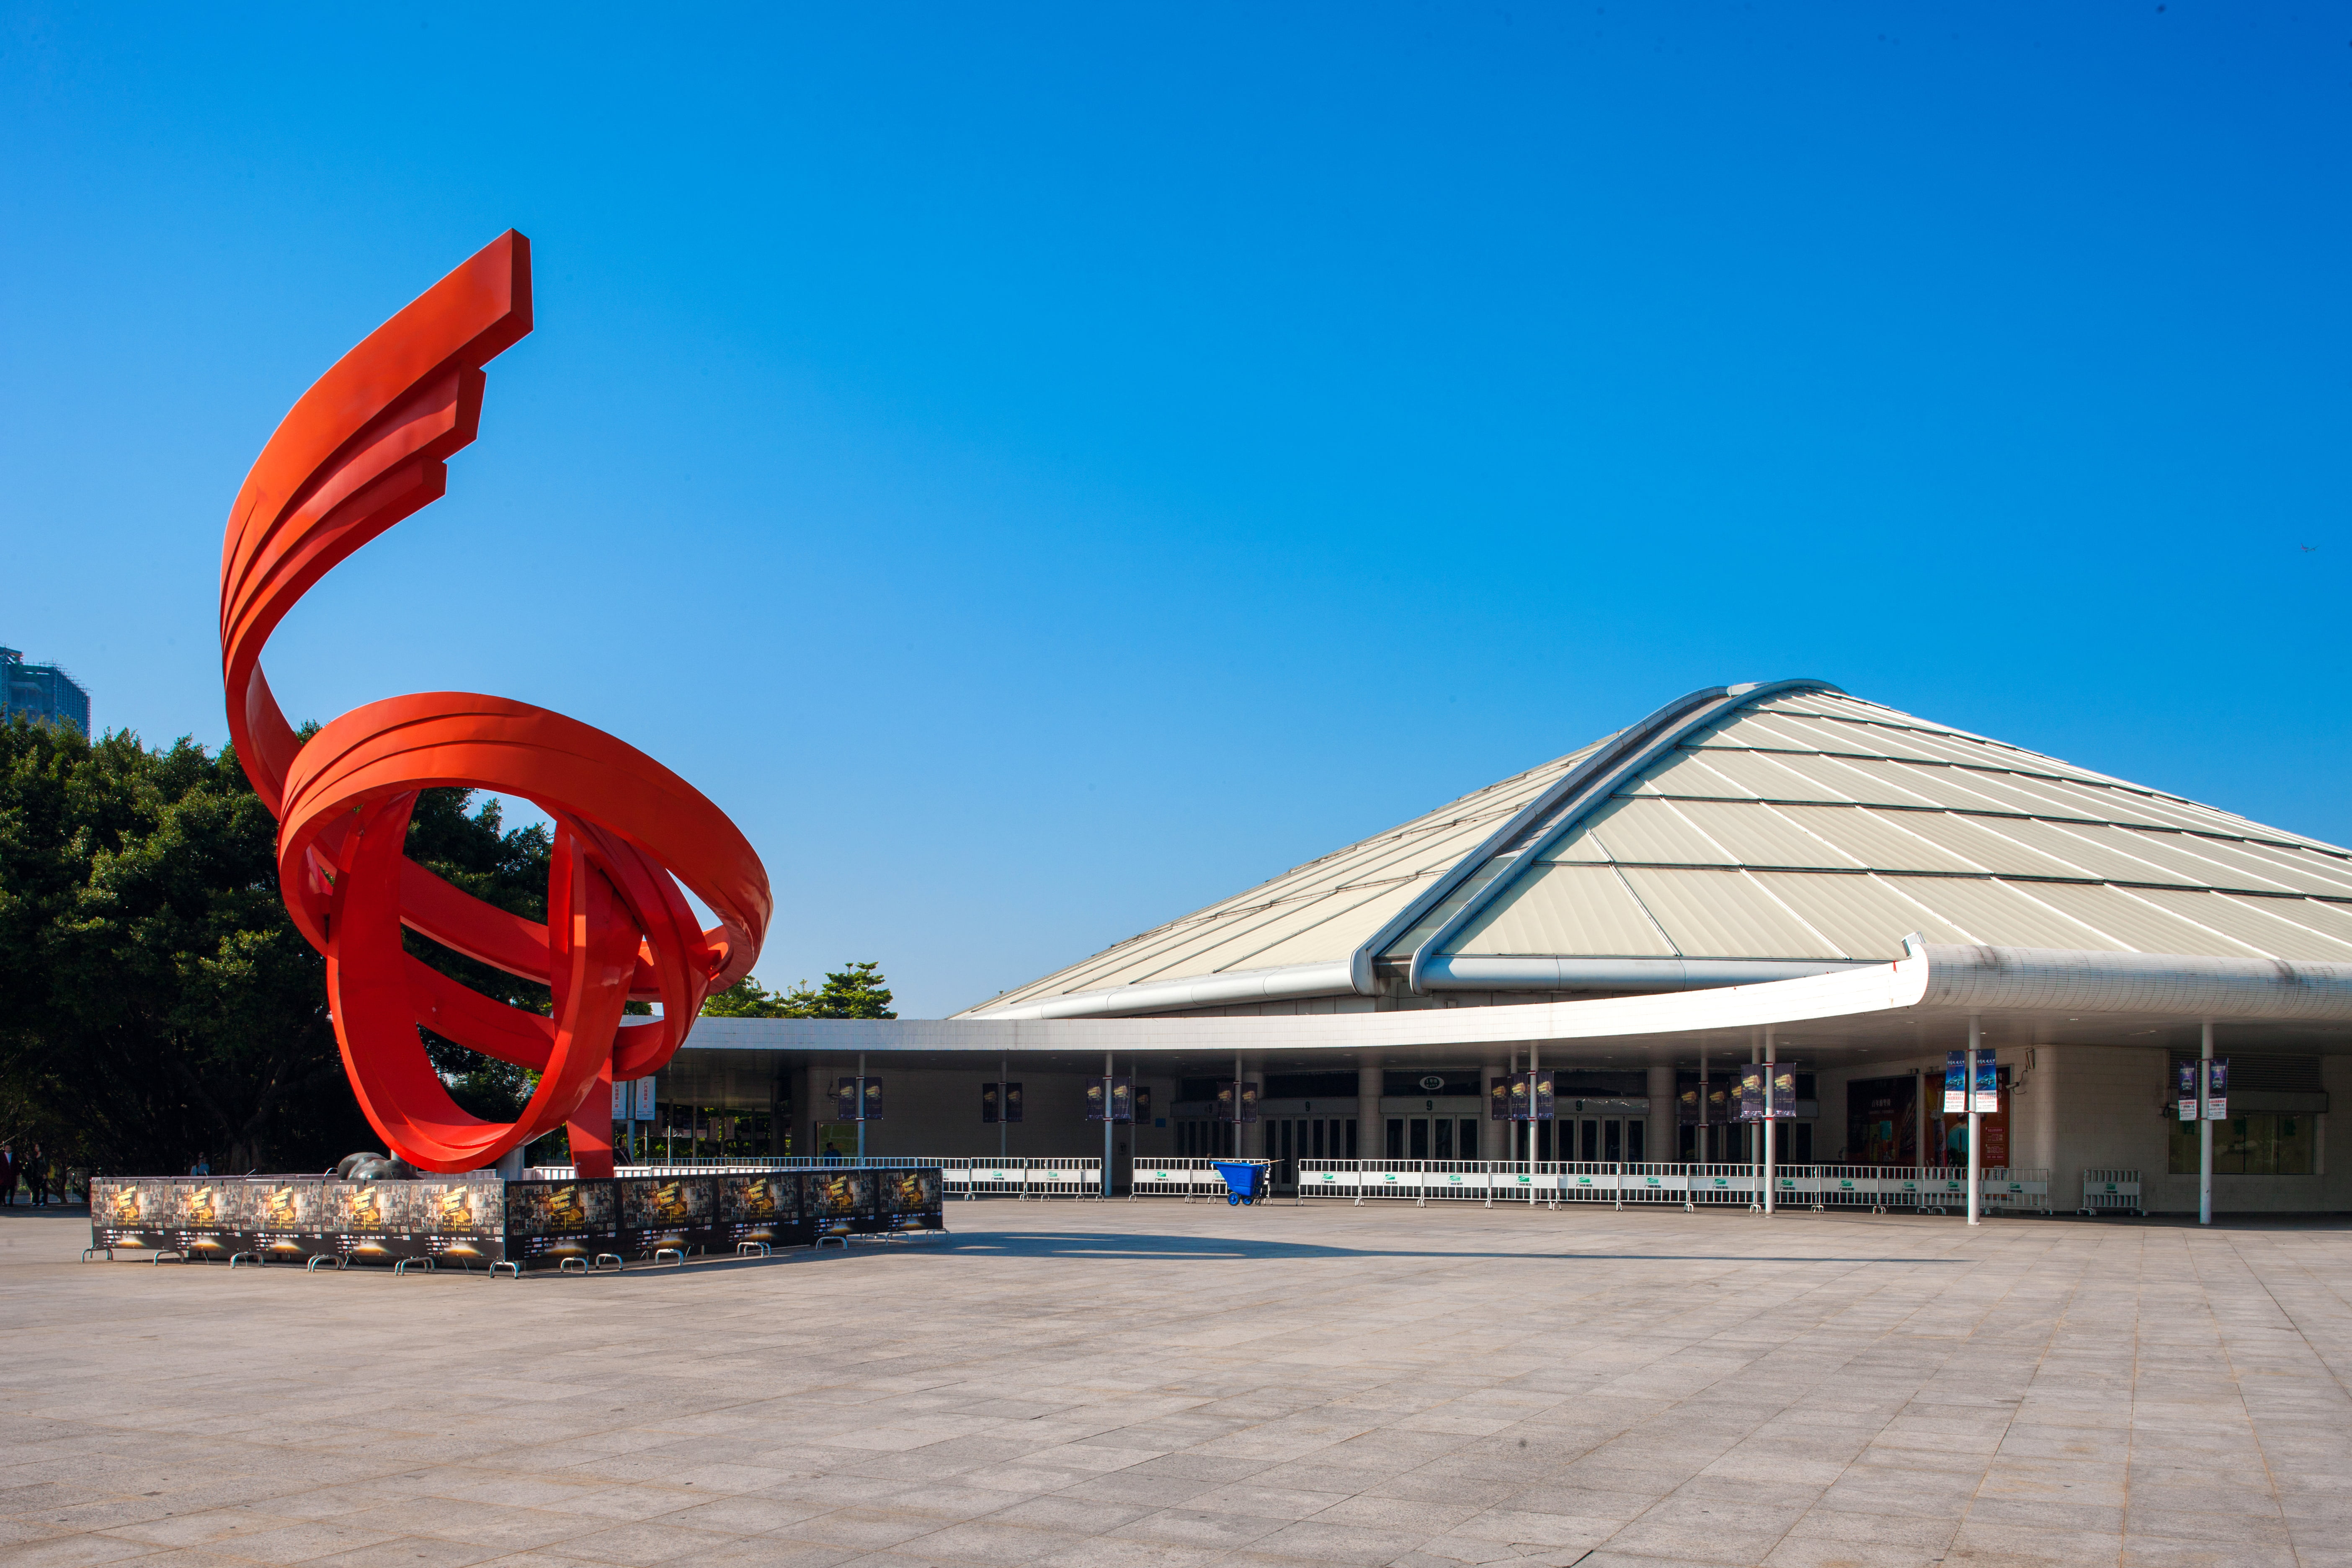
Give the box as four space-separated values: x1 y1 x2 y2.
1 647 90 733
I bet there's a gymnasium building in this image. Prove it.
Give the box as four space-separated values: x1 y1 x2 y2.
648 680 2352 1213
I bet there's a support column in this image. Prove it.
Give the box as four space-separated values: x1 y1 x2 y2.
1358 1060 1384 1160
1646 1060 1674 1169
1965 1018 1981 1227
2200 1020 2214 1227
856 1052 868 1164
1763 1032 1777 1215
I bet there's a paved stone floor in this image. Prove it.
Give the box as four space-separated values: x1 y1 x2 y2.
4 1199 2350 1568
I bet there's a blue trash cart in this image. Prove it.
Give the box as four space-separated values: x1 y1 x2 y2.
1212 1159 1274 1205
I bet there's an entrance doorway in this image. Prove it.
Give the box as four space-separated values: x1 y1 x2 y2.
1385 1117 1483 1160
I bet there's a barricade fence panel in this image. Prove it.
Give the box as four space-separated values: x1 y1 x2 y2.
2080 1168 2143 1213
1250 1160 2059 1213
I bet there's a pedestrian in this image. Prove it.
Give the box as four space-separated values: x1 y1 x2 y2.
0 1145 15 1206
26 1145 44 1206
189 1152 210 1177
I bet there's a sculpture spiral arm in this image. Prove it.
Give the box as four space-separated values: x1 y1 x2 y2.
221 231 771 1175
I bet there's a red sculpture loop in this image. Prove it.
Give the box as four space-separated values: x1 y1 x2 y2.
221 231 770 1176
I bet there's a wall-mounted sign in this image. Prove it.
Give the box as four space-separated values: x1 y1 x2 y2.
1418 1074 1446 1091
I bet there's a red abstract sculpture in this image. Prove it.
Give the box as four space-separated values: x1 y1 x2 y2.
221 231 770 1176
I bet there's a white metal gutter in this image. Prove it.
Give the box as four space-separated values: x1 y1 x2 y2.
1917 942 2352 1021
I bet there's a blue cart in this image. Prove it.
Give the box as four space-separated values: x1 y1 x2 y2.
1212 1159 1274 1205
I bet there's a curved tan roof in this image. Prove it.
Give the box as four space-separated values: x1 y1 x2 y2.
960 681 2352 1017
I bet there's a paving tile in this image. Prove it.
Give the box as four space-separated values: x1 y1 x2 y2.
9 1206 2352 1568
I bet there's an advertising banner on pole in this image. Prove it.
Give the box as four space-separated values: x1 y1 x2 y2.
1135 1085 1150 1122
1215 1081 1259 1123
1973 1054 1999 1115
1490 1077 1510 1120
1769 1066 1796 1120
1532 1069 1555 1122
1943 1051 1968 1114
1678 1085 1701 1125
835 1078 883 1121
834 1077 858 1121
1737 1064 1765 1122
2205 1059 2228 1121
611 1079 629 1119
1086 1079 1137 1122
633 1076 655 1121
2177 1060 2199 1122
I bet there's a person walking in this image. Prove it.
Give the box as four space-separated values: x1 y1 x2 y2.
26 1145 45 1206
189 1153 210 1177
0 1145 16 1207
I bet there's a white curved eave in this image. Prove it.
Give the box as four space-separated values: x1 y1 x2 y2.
689 937 2352 1055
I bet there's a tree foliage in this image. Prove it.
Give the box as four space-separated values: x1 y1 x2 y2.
0 716 552 1176
701 961 895 1019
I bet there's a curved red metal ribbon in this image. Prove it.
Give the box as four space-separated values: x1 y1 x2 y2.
221 231 771 1175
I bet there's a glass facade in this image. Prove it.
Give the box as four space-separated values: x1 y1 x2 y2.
0 647 90 733
2169 1113 2316 1176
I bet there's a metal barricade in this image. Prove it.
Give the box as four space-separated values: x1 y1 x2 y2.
1129 1158 1233 1201
1686 1164 1761 1206
1981 1167 2052 1214
1620 1163 1691 1205
1295 1159 1360 1200
2080 1168 2143 1215
1420 1161 1494 1201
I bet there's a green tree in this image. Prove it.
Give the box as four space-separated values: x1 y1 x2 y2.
699 963 895 1019
0 715 560 1175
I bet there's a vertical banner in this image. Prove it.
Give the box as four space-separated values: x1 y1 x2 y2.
1110 1078 1135 1122
1239 1081 1259 1122
1134 1085 1151 1122
981 1083 1001 1124
1004 1082 1022 1123
1531 1070 1555 1121
2177 1060 2199 1122
834 1077 859 1120
1973 1055 1999 1115
633 1076 656 1121
1737 1064 1765 1122
611 1079 629 1119
1706 1081 1730 1124
1084 1079 1107 1120
1215 1081 1236 1121
1943 1051 1968 1114
1489 1077 1510 1120
1769 1065 1796 1120
2205 1059 2228 1121
861 1078 883 1122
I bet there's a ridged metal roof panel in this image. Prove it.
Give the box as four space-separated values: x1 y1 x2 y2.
1616 867 1848 960
1448 863 1676 958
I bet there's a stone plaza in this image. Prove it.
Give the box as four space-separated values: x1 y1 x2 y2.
4 1200 2348 1568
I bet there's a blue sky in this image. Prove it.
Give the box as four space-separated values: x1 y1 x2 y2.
5 4 2348 1017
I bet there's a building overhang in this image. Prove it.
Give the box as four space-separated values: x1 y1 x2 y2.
677 938 2352 1080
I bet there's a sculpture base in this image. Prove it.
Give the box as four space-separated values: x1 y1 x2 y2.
88 1169 944 1270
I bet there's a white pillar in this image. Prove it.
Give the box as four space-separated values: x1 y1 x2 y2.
1528 1041 1540 1202
1241 1057 1265 1159
1646 1060 1675 1169
1697 1047 1709 1164
1481 1054 1505 1162
856 1051 867 1164
1763 1032 1777 1215
1357 1060 1383 1161
1103 1050 1114 1197
1965 1019 1981 1227
1748 1041 1761 1208
2200 1020 2214 1227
